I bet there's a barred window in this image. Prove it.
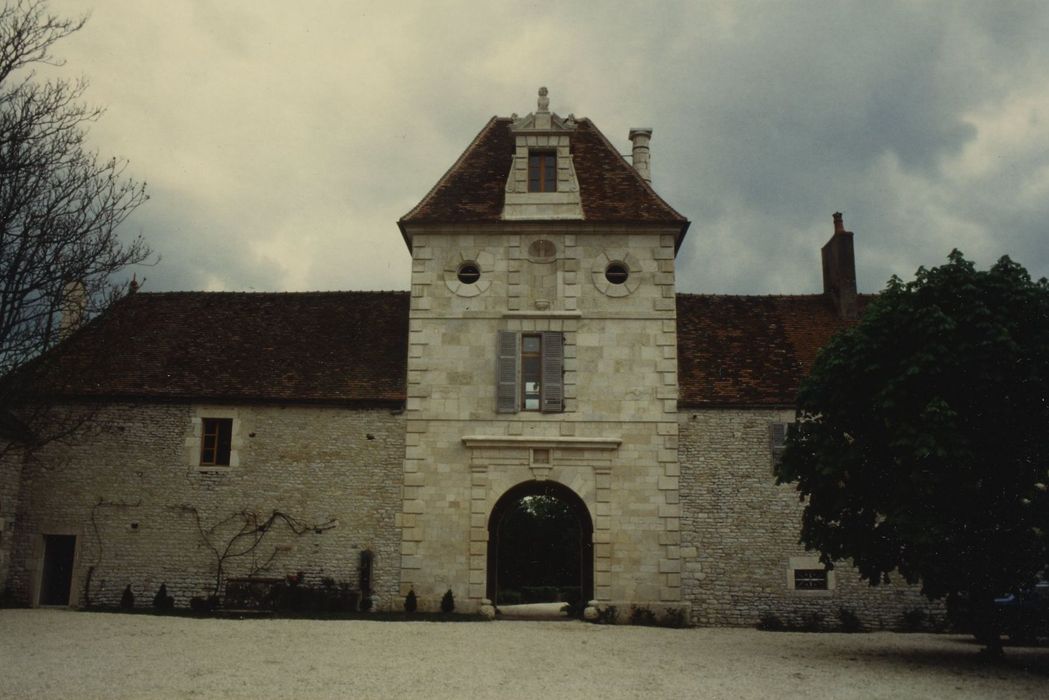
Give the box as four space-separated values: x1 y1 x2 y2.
793 569 828 590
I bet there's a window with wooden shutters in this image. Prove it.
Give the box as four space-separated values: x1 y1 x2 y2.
770 422 789 467
540 331 563 412
495 331 564 414
496 331 519 413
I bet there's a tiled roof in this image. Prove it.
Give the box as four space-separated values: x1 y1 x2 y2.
676 294 867 408
30 290 858 408
31 291 409 404
399 117 687 226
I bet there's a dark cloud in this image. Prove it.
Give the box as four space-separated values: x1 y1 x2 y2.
45 0 1049 297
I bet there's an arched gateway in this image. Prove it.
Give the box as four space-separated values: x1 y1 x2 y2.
486 480 594 608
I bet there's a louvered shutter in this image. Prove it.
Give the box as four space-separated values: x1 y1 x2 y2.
540 331 564 413
496 331 518 413
770 422 788 467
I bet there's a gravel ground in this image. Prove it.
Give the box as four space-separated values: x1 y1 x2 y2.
2 609 1047 699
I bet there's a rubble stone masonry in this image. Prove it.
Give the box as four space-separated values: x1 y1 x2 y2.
679 409 933 629
5 402 404 609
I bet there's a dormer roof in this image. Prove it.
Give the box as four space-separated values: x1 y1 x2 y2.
399 90 688 248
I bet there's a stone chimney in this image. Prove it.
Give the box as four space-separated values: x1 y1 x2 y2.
59 279 87 340
629 128 652 183
821 212 858 320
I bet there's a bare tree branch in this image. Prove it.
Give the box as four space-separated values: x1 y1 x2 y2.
0 1 152 443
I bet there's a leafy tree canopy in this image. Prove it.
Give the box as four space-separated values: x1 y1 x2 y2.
776 251 1049 647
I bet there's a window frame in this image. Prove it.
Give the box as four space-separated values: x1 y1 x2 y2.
521 333 543 411
793 569 829 591
200 417 233 467
496 330 564 414
770 421 789 468
528 150 557 192
787 556 836 593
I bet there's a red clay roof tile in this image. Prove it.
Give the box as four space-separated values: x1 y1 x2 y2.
676 294 868 407
400 117 687 227
31 291 409 404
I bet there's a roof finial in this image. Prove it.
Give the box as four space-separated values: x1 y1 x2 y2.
537 86 549 113
833 211 845 234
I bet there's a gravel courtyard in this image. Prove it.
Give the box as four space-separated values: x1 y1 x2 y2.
2 609 1047 699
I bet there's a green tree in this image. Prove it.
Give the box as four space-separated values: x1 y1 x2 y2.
776 251 1049 654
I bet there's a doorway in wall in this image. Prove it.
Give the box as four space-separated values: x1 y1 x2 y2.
39 534 76 606
486 480 593 613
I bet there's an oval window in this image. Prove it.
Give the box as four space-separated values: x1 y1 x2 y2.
605 262 629 285
457 262 481 285
528 239 557 260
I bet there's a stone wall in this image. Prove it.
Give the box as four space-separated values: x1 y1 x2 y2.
5 402 404 609
678 409 936 629
402 226 683 612
0 448 25 592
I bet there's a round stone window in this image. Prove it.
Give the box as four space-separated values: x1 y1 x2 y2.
605 262 629 285
457 262 481 285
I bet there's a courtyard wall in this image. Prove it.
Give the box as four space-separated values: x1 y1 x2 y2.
5 402 404 609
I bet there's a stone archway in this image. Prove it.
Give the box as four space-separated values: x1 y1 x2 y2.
486 480 593 609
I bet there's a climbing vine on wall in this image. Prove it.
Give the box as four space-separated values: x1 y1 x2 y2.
175 506 336 597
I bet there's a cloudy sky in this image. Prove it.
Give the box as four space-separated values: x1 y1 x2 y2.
40 0 1049 295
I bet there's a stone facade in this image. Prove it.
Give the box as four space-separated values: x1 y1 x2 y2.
4 402 404 608
400 227 682 612
1 91 934 628
680 409 932 628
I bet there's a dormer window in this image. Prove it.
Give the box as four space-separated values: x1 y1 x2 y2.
528 151 557 192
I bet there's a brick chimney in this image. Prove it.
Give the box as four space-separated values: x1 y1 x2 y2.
821 212 858 320
628 128 652 183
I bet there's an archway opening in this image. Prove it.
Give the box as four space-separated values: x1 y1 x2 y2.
487 480 593 614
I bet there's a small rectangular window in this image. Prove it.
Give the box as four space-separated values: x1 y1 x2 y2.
793 569 828 590
201 418 233 466
528 151 557 192
770 422 789 467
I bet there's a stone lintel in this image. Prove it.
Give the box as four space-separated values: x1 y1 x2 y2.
461 435 621 450
502 310 583 319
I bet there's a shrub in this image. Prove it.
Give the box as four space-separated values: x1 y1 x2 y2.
404 588 418 613
119 585 135 610
440 589 455 613
661 607 688 628
189 595 219 613
521 586 560 603
497 589 522 606
837 607 864 633
560 589 585 619
0 587 25 608
629 605 658 626
901 607 927 632
800 611 825 632
594 605 618 625
359 596 373 612
152 583 175 611
757 612 785 631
